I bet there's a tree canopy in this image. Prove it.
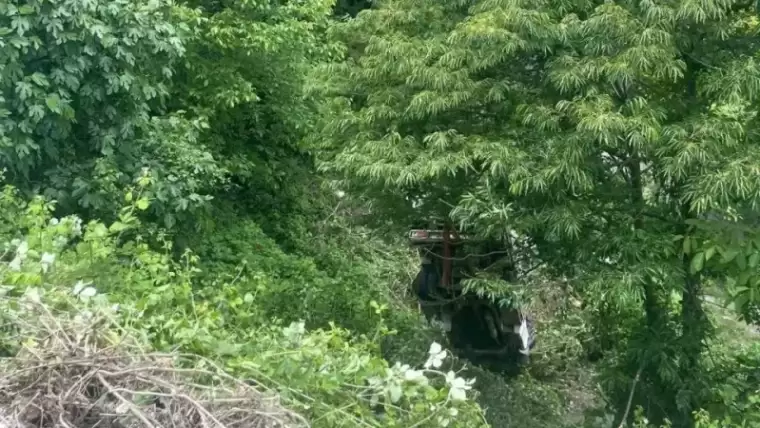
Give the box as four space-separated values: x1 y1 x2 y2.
314 0 760 425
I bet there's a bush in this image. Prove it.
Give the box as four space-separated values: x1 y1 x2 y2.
0 179 489 428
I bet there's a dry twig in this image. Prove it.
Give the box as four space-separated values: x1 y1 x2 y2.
0 300 308 428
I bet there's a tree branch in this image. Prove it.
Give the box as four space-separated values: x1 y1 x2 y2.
616 363 645 428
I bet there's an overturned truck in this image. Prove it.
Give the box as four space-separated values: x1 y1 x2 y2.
408 227 535 367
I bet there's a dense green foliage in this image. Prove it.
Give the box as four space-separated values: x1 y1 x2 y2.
2 0 760 427
313 0 760 426
0 183 488 427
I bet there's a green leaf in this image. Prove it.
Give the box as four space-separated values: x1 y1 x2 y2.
704 246 716 262
737 271 751 286
91 223 108 238
164 213 176 229
733 291 750 313
690 252 705 274
749 252 759 268
45 95 61 113
108 221 128 233
18 5 34 15
737 254 747 271
720 248 739 264
682 237 691 255
30 73 48 87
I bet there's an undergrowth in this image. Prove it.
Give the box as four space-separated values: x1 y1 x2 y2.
1 174 757 427
0 178 490 428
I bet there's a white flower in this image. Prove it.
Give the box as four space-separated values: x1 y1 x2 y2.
8 241 29 271
388 384 403 403
424 341 447 369
403 368 427 385
449 386 467 402
72 281 97 299
23 287 41 304
40 252 56 273
8 256 21 271
66 217 83 236
72 280 87 296
79 287 97 299
291 321 305 334
53 236 68 248
283 321 306 342
445 371 474 402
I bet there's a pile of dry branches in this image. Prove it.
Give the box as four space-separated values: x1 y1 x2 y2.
0 299 308 428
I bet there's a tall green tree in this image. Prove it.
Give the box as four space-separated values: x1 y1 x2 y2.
170 0 338 247
313 0 760 425
1 0 338 242
0 0 224 220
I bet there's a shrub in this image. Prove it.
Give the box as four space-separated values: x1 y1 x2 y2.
0 179 489 427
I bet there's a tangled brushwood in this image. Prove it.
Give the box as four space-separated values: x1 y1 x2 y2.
0 296 307 428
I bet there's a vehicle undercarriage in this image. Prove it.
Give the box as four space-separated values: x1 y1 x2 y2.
408 226 536 371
